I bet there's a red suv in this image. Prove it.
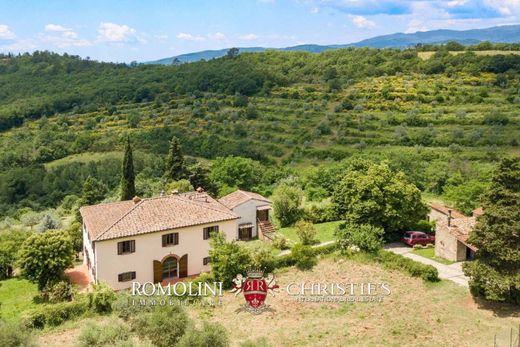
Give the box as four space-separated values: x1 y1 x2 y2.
402 231 435 246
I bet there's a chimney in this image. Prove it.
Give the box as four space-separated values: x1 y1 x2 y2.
447 209 452 227
132 196 141 204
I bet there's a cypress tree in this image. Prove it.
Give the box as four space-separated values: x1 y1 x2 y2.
121 136 136 200
164 136 185 181
463 157 520 304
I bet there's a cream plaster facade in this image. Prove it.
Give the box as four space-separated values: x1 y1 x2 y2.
84 219 236 290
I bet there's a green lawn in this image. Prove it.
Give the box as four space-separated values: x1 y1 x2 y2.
278 221 342 244
0 278 39 322
412 247 455 265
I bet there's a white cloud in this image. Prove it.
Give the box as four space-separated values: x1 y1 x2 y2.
98 22 144 43
39 24 91 47
239 33 259 40
176 32 206 41
44 24 70 32
483 0 520 15
208 32 226 40
405 19 428 33
350 15 376 28
0 25 15 40
0 39 37 52
310 7 320 14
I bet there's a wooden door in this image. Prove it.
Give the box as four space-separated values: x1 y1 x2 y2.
153 260 162 283
179 254 188 278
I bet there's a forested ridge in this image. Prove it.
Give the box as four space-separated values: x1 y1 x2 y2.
0 46 519 216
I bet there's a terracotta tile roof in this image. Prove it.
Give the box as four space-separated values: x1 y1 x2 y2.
428 203 466 219
80 200 135 240
437 217 478 251
218 190 271 209
80 193 237 242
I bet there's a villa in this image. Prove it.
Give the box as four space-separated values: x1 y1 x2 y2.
80 188 274 290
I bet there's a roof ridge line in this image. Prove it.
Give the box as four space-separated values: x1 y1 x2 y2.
175 195 237 217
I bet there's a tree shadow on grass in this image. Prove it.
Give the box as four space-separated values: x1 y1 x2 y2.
472 296 520 318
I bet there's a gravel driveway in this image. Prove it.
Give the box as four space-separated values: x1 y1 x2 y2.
384 242 469 287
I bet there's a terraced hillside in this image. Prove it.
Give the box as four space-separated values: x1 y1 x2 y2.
0 48 519 216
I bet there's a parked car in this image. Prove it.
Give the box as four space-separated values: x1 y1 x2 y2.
402 231 435 246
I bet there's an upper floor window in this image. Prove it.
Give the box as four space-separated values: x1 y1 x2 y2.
118 271 136 282
162 232 179 247
117 240 135 255
203 225 219 240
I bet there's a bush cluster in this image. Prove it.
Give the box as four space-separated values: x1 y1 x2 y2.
377 250 440 282
22 297 89 329
0 320 37 347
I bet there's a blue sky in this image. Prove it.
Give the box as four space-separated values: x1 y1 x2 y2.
0 0 519 62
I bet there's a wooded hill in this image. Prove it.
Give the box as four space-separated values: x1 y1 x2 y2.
0 47 519 216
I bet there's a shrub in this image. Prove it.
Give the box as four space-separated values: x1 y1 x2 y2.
303 203 338 224
336 222 384 253
89 282 116 314
22 297 89 329
378 251 439 282
291 244 317 270
41 279 74 303
112 292 153 321
177 321 229 347
240 337 272 347
78 318 131 347
249 245 276 273
209 232 252 288
271 235 289 250
272 183 303 227
294 220 317 245
0 320 37 347
413 220 435 234
131 305 190 347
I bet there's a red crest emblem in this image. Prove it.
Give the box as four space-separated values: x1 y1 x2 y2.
231 270 278 314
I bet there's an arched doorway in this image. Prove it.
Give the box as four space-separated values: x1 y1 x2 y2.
162 256 178 279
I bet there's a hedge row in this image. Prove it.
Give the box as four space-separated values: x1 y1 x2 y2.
376 250 440 282
21 297 90 329
274 242 338 268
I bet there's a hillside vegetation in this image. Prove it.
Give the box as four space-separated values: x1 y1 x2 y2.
0 47 519 216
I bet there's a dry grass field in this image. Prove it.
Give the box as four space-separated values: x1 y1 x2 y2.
418 50 520 60
39 256 520 347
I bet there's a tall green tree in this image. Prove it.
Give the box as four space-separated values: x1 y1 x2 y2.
82 176 108 206
164 136 185 181
120 137 136 200
463 157 520 305
332 159 428 239
18 230 74 290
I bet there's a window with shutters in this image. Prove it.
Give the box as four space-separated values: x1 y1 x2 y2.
118 271 136 282
203 257 211 266
162 232 179 247
117 240 135 255
203 225 219 240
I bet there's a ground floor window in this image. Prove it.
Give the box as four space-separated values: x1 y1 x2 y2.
162 257 178 279
239 227 253 240
118 271 136 282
